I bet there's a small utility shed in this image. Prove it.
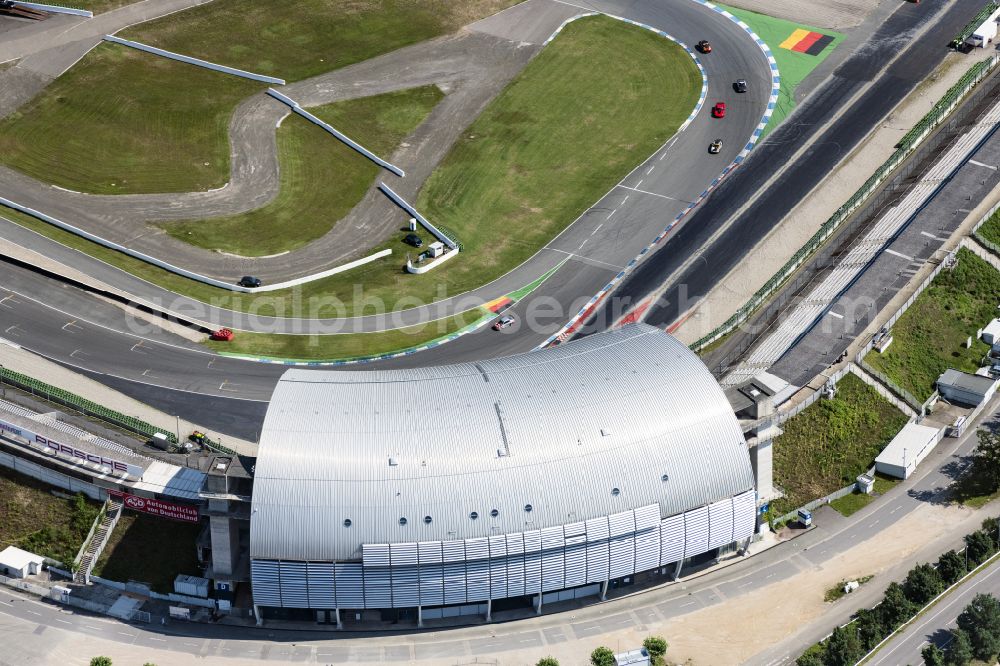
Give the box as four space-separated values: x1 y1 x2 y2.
982 318 1000 352
937 369 999 407
0 546 45 578
876 423 943 479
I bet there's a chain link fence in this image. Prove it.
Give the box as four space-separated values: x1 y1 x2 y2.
697 61 1000 377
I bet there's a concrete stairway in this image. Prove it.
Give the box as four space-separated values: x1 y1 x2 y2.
74 496 123 584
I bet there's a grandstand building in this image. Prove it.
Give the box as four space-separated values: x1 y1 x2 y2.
249 324 756 625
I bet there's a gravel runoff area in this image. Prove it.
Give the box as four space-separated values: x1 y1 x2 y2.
671 48 999 346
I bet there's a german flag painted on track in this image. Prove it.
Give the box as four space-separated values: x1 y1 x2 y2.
780 28 835 56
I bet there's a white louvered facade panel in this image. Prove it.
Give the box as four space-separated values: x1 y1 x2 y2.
363 567 392 608
541 549 565 592
419 541 442 564
279 561 309 608
362 544 390 567
466 559 490 601
564 537 588 588
442 540 465 563
251 560 281 606
443 562 466 605
490 557 508 600
732 491 756 541
634 526 660 573
524 551 542 594
659 513 685 565
707 499 734 550
392 565 419 608
307 562 335 608
683 506 710 559
334 563 364 608
418 564 444 607
465 537 490 561
390 542 418 567
608 534 635 579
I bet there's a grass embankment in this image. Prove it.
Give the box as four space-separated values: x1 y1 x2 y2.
93 512 201 592
979 207 1000 246
0 466 100 566
828 475 900 517
205 308 490 360
0 43 260 194
164 86 444 256
0 15 699 319
772 373 908 515
720 6 844 134
120 0 523 82
866 248 1000 401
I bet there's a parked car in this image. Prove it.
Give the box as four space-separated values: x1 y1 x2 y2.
708 139 723 154
734 79 748 93
712 101 726 118
238 276 261 288
493 314 516 331
404 233 423 248
697 40 712 53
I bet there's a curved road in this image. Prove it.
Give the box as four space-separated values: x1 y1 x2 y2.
0 0 771 333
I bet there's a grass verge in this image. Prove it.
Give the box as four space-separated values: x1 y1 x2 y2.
979 206 1000 246
120 0 524 82
824 574 874 602
866 248 1000 401
772 373 908 515
92 512 201 593
829 475 900 517
720 5 844 135
0 16 699 319
205 307 490 361
0 466 100 566
0 43 261 194
163 86 444 256
953 462 1000 509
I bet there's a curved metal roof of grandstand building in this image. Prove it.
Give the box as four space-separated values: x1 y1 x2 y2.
250 324 754 562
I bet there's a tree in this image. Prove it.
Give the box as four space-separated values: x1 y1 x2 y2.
944 628 973 666
965 530 994 566
855 607 887 650
903 563 944 605
879 582 915 630
643 635 668 659
89 659 113 666
823 625 863 666
796 650 825 666
536 658 559 666
956 593 1000 662
973 429 1000 491
590 646 615 666
922 643 945 666
936 550 967 586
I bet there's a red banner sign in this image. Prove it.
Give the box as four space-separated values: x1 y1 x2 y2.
109 490 199 523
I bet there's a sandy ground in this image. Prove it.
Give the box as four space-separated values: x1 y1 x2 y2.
672 48 1000 346
722 0 883 31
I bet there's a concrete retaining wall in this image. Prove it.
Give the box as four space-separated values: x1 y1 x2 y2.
14 2 91 17
377 182 457 249
103 35 285 85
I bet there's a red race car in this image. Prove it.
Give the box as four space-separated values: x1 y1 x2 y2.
712 101 726 118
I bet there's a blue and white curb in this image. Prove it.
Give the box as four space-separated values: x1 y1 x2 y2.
103 35 286 85
539 0 780 348
544 12 709 133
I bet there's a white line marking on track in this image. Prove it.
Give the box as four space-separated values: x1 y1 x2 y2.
592 223 603 235
621 194 630 204
616 185 680 201
635 179 644 188
920 231 941 240
25 610 40 616
646 166 655 175
606 209 618 220
884 248 912 261
53 618 71 625
827 311 844 319
969 159 997 170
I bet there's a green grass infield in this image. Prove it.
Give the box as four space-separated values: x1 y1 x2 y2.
163 86 444 256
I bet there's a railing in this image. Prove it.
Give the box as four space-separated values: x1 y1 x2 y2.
693 56 1000 363
0 366 176 443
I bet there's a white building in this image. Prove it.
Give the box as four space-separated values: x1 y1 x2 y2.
249 325 756 624
0 546 45 579
937 369 999 407
875 423 943 479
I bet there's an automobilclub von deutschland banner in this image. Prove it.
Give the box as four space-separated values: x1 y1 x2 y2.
109 489 199 523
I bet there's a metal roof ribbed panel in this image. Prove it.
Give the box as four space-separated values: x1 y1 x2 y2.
250 325 754 561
